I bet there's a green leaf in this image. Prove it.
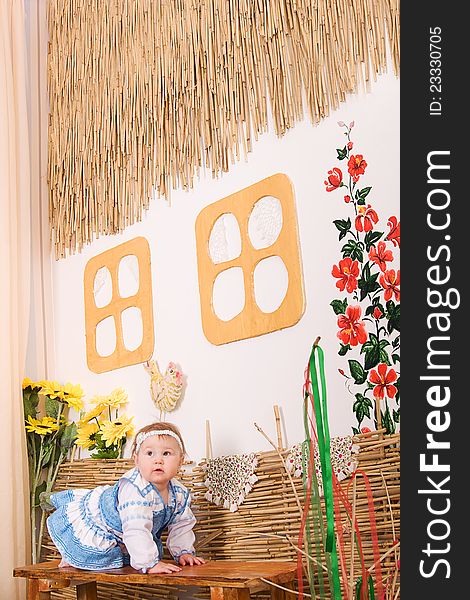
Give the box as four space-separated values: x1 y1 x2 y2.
358 263 380 301
361 333 390 370
45 396 61 419
334 218 351 241
60 423 78 452
381 406 396 434
34 481 47 509
348 360 367 384
353 393 373 425
352 427 360 436
342 240 364 262
355 187 372 203
338 344 351 356
336 146 348 160
392 335 400 348
393 408 400 423
90 447 120 459
41 442 55 469
330 298 348 315
392 353 400 364
23 392 39 420
395 377 400 403
364 230 384 252
386 300 400 333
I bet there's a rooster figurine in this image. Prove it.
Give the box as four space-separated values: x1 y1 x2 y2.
144 359 184 418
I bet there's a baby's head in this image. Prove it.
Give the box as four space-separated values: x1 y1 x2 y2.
132 422 186 485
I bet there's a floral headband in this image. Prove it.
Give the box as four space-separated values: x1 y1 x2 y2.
134 430 184 454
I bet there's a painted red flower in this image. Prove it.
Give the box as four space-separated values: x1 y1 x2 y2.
332 257 360 293
380 269 400 301
324 167 343 192
348 154 367 182
369 363 398 400
373 306 383 320
337 305 368 347
344 195 351 203
361 427 371 434
368 241 394 272
386 216 400 248
355 204 378 232
347 141 353 150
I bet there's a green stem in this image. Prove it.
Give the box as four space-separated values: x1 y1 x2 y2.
30 489 37 563
30 435 44 564
37 451 66 561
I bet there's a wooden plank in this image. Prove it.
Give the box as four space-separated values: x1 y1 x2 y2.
15 559 297 588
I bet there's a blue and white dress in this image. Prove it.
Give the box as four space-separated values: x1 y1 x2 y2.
47 467 196 571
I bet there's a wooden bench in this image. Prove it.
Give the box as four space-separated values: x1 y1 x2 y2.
14 559 297 600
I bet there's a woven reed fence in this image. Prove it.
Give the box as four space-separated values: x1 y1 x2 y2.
47 0 400 258
44 430 400 599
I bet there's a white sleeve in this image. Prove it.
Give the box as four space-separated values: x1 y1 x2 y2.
118 480 160 572
166 494 197 561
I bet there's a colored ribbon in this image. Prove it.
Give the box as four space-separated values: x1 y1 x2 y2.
307 343 342 599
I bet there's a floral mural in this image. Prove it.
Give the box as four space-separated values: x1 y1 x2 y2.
325 122 400 435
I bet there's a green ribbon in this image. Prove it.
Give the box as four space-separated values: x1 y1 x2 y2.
308 343 342 600
355 574 375 600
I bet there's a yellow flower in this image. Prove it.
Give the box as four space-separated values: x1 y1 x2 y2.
75 421 99 449
39 380 64 400
108 387 129 408
80 403 107 423
22 377 41 390
94 388 129 409
62 382 85 411
100 415 134 447
25 415 59 436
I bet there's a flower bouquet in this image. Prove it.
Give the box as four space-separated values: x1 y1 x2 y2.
22 378 83 562
76 387 134 458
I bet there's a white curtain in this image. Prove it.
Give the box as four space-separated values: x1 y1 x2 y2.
0 0 31 597
0 0 53 597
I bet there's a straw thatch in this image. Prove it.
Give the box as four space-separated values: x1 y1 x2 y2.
47 0 400 258
44 430 399 599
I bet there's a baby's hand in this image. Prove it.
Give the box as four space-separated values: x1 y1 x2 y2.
178 554 206 566
147 561 182 574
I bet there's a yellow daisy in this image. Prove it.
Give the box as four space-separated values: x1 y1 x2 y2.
75 421 99 449
96 388 129 409
25 415 59 436
22 377 41 390
80 403 107 423
62 382 85 411
100 415 134 447
39 380 64 400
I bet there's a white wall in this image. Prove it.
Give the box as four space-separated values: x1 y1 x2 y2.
50 73 399 463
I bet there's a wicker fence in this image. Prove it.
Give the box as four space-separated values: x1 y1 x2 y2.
44 430 400 599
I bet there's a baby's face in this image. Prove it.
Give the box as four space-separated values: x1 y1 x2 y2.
134 434 183 489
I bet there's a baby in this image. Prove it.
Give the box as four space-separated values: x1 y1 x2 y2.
47 421 205 573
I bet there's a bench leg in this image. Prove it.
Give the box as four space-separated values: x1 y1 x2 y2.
210 587 251 600
27 580 50 600
76 581 97 600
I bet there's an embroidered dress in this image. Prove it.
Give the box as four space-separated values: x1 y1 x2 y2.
47 467 196 571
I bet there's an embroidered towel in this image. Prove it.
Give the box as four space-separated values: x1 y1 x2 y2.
203 453 258 512
286 435 359 495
